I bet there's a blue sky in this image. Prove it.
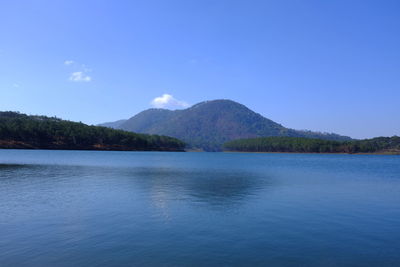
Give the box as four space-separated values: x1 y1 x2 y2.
1 0 399 138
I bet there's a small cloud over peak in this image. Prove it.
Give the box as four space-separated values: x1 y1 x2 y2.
64 60 74 65
151 94 189 109
69 71 91 82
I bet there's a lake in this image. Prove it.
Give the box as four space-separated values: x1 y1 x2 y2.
0 150 399 266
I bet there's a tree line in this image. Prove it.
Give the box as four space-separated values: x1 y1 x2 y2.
223 136 400 154
0 112 185 151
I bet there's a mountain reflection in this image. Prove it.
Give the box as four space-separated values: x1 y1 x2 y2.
123 167 272 207
0 163 274 209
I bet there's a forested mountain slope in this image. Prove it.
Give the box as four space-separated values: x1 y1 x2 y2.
223 136 400 154
0 112 185 151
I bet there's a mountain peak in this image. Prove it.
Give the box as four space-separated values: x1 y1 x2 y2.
191 99 242 108
101 99 351 151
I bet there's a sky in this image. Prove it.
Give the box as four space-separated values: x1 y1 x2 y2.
1 0 399 139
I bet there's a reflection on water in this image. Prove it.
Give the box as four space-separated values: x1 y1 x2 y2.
0 150 400 266
124 167 271 207
0 164 271 208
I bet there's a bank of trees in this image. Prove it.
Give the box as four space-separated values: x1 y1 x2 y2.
223 136 400 154
0 112 185 151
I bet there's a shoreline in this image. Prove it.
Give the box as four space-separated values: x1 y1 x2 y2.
223 151 400 155
0 146 185 153
0 148 398 155
0 140 185 152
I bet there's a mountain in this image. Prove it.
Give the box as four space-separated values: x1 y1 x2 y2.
99 119 127 129
101 99 351 151
0 111 185 151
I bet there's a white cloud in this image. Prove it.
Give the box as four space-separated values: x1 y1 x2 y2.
69 71 92 82
12 83 20 88
64 60 92 82
151 94 189 109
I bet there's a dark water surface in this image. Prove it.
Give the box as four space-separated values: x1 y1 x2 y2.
0 150 399 266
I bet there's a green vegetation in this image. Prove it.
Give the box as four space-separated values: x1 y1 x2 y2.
223 136 400 154
101 99 351 151
0 112 185 151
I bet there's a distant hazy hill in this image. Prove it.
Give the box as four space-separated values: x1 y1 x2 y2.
99 119 127 129
0 112 184 151
100 99 351 151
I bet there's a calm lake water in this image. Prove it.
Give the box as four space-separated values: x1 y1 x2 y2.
0 150 399 266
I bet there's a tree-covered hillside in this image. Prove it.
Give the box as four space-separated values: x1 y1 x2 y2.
102 99 351 151
0 112 185 151
223 136 400 154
